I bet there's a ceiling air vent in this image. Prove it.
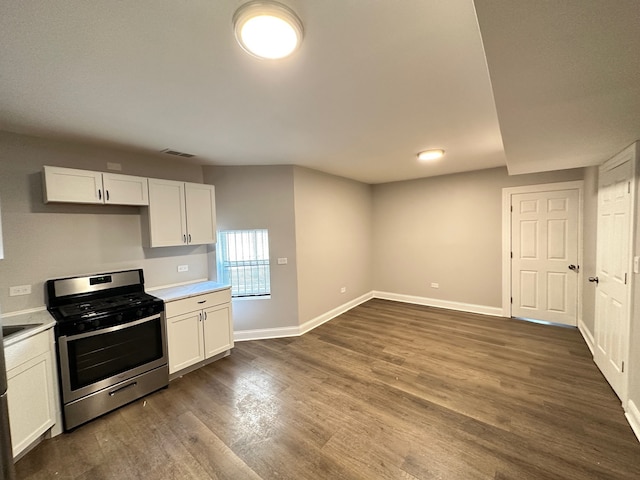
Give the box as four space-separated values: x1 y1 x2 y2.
161 148 196 158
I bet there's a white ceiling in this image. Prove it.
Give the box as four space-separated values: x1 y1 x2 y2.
0 1 638 184
474 0 640 175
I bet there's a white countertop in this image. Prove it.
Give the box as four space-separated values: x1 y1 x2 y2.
150 281 231 303
2 309 56 347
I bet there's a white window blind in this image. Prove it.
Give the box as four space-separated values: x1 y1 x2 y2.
217 229 271 297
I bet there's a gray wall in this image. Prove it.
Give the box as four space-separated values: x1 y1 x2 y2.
372 167 585 309
0 131 209 313
202 165 299 331
293 167 373 324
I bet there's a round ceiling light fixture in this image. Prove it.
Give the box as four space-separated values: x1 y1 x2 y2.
417 149 445 161
233 1 304 60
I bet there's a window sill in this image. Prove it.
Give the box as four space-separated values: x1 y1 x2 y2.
232 295 271 301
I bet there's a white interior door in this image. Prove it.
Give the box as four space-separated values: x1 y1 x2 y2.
594 146 635 401
511 189 580 325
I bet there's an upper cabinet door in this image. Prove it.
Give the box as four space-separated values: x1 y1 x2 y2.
185 183 216 245
43 166 103 204
102 173 149 206
147 178 187 247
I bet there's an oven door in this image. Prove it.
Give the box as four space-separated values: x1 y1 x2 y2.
58 314 167 403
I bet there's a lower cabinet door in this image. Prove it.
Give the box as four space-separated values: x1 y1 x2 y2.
203 304 233 359
7 351 55 457
167 311 204 374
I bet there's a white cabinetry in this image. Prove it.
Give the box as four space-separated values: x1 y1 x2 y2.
102 172 149 205
146 179 216 247
43 166 149 205
4 329 57 457
165 288 233 375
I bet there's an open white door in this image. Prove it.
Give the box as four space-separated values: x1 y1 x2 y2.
510 188 580 326
593 144 636 401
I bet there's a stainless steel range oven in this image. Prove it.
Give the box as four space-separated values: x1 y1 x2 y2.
46 269 168 430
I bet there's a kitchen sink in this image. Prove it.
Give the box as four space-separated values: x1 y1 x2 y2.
2 324 37 339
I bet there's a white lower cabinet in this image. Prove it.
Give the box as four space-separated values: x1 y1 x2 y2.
165 289 233 375
4 329 57 458
167 310 204 373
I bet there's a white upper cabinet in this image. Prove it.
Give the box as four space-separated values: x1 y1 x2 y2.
146 179 216 247
185 183 217 245
43 166 103 204
102 173 149 205
147 179 187 247
43 166 149 205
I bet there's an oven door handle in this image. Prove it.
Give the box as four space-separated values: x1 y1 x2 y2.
60 313 162 341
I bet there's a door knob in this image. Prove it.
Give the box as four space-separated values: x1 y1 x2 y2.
588 276 599 284
568 264 578 271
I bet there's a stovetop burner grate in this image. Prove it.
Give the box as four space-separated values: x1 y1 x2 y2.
57 293 152 319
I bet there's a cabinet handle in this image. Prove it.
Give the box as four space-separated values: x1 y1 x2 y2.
204 312 207 320
188 234 191 243
197 300 207 304
98 189 102 200
183 234 187 244
199 312 202 321
106 190 110 201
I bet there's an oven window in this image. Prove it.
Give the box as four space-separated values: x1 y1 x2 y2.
67 318 164 391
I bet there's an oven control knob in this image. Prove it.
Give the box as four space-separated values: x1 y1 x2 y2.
92 319 100 328
147 307 155 315
136 309 143 318
77 323 85 332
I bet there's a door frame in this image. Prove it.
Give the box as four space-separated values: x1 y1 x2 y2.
502 181 584 320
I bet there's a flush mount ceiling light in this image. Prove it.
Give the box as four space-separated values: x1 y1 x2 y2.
233 1 304 59
417 149 445 161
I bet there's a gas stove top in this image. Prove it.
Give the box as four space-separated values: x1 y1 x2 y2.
57 292 159 320
46 269 164 336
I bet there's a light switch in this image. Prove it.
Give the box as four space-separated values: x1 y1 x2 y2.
277 258 288 265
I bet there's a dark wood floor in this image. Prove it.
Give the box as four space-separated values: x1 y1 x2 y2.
15 299 640 479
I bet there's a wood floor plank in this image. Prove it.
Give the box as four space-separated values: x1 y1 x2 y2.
14 299 640 479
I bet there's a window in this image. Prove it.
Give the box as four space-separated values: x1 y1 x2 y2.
217 229 271 297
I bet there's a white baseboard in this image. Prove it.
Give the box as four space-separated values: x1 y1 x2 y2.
299 291 374 335
372 291 504 317
626 399 640 443
578 318 595 355
233 291 373 342
234 326 300 342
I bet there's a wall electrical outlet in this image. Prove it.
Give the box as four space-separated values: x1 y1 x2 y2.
9 285 31 296
340 287 347 293
107 162 122 171
177 265 189 273
277 258 288 265
430 282 440 289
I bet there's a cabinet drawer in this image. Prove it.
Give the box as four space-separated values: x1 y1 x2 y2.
4 330 51 371
165 289 231 318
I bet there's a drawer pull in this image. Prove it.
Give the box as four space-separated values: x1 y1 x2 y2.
109 381 137 396
197 300 207 304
